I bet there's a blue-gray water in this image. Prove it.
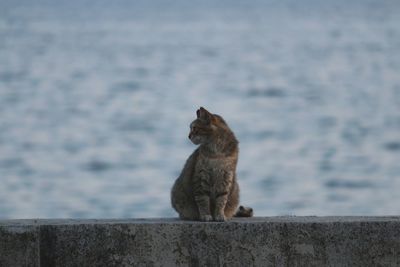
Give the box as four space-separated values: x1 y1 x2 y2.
1 0 400 218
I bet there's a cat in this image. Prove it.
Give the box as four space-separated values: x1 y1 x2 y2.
171 107 253 221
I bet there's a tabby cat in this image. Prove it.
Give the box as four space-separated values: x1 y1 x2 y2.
171 107 252 221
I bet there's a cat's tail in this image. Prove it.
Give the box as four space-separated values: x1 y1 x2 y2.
234 205 253 217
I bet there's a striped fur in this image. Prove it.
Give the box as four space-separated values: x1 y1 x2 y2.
171 107 245 221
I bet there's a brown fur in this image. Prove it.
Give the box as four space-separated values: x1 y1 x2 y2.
234 206 253 217
171 107 251 221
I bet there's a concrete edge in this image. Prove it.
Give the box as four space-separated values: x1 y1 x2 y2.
2 216 400 226
1 217 400 266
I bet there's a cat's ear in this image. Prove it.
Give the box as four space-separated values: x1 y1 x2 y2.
197 107 212 123
196 108 201 118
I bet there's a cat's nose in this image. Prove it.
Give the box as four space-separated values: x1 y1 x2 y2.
188 133 192 139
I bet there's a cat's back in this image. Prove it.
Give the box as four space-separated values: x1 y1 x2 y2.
177 148 200 182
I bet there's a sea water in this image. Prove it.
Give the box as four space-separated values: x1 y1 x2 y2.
0 0 399 218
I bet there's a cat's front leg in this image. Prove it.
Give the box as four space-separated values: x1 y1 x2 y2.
194 171 212 222
214 171 234 222
214 193 228 222
195 195 212 222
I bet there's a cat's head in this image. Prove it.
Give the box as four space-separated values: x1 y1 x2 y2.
188 107 228 145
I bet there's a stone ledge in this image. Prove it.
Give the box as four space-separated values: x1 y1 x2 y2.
1 217 400 266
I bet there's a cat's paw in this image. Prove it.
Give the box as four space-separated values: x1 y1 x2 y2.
199 215 213 222
214 214 226 222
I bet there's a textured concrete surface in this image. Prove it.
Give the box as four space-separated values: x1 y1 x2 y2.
0 223 39 267
1 217 400 266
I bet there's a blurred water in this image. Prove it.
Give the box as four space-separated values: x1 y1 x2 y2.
0 0 400 218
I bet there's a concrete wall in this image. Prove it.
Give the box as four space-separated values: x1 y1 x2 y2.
1 217 400 267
